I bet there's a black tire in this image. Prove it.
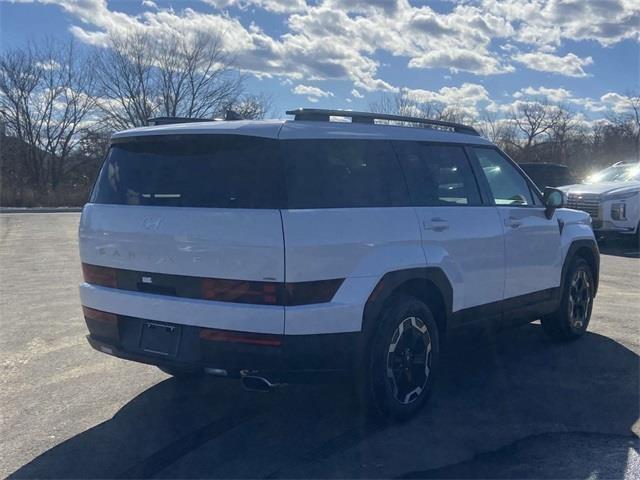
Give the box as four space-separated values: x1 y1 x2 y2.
157 365 203 378
541 257 594 341
361 294 440 421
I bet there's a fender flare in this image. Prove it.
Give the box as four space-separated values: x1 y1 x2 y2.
361 267 453 338
561 239 600 297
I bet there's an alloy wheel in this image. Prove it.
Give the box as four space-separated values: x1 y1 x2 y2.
568 269 591 329
386 316 432 405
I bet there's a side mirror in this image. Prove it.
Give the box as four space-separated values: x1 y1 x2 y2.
543 187 564 219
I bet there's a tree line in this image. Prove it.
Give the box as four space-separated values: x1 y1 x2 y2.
0 33 270 207
1 34 638 207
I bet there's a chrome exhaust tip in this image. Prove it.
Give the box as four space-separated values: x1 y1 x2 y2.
241 375 279 392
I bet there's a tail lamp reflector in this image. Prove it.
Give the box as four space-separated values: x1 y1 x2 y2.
82 306 118 324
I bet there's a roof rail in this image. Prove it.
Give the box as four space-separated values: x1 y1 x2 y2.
285 108 479 136
147 117 215 126
148 110 245 126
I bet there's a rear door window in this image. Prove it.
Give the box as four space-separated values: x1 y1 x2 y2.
281 139 409 208
393 142 482 206
91 135 284 209
473 148 535 206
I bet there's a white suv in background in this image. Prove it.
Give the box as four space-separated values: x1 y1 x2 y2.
79 109 599 420
560 162 640 239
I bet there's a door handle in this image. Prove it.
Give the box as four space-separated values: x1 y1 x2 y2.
504 216 522 228
423 218 449 232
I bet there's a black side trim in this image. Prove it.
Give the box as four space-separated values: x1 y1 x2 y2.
450 287 560 331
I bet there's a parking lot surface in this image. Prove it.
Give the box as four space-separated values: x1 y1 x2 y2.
1 213 639 479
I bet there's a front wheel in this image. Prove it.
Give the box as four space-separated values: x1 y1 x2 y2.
541 257 594 341
362 294 440 421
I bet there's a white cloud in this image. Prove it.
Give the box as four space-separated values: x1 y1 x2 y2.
7 0 639 101
514 86 573 103
351 89 364 98
481 0 640 47
292 84 334 102
513 51 593 77
402 83 491 117
600 92 634 114
142 0 157 9
201 0 308 14
408 49 514 75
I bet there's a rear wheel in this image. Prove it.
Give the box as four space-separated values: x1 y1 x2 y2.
362 294 440 421
541 257 594 341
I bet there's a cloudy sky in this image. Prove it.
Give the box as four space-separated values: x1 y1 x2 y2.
1 0 638 119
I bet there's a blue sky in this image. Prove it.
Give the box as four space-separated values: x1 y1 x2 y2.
1 0 638 119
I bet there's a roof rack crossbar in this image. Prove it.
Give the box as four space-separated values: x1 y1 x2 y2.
285 108 479 135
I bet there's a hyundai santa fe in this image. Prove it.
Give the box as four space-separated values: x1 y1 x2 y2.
79 108 599 420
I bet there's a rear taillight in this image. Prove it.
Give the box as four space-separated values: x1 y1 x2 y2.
201 278 343 305
199 328 282 347
82 263 117 288
81 262 342 306
201 278 280 305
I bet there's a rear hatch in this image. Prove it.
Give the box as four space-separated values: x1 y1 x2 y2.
79 133 286 333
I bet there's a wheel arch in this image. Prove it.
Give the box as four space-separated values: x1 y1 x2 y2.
563 239 600 296
362 268 453 344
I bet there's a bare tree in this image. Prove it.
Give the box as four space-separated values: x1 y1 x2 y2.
223 93 272 120
624 91 640 158
369 91 444 120
548 105 581 165
509 100 561 159
94 31 245 129
0 39 96 191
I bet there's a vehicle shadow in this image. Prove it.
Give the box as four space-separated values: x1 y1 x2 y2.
10 324 639 479
597 235 640 258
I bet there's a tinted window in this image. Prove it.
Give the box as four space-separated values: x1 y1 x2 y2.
473 148 533 206
394 142 481 206
282 140 409 208
91 135 284 208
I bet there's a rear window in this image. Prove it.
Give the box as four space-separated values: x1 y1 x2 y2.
91 135 284 209
281 139 409 208
394 142 482 206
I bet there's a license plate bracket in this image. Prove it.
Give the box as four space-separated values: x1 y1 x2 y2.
140 322 181 357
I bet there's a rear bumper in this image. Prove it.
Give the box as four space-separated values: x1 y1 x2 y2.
84 310 361 383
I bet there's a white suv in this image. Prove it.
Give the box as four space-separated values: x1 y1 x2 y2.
79 108 599 419
560 163 640 239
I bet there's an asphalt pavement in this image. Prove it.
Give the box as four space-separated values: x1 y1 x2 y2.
1 213 638 479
